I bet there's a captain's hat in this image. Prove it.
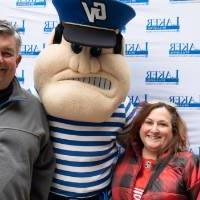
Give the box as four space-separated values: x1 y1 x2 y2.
52 0 136 48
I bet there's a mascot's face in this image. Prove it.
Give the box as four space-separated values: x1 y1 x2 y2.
34 37 130 122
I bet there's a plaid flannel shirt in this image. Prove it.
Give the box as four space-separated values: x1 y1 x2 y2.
112 143 200 200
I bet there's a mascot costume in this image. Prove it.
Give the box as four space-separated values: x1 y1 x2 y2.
33 0 136 199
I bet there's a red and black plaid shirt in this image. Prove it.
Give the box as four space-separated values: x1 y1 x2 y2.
112 143 200 200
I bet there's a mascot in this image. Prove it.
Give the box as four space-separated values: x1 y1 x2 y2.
34 0 136 199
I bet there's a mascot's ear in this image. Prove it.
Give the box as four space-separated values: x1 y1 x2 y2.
114 33 123 55
52 23 64 44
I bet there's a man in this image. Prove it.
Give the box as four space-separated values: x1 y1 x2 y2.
0 20 55 200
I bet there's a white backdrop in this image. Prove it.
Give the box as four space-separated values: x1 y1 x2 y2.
1 0 200 156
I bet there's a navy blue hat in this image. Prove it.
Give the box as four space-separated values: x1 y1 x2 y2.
52 0 136 48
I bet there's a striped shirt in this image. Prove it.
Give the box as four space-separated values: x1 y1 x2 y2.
49 96 135 198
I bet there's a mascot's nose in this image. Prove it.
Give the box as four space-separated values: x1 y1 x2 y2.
77 47 101 74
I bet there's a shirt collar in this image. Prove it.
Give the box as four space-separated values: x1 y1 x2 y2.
0 77 27 108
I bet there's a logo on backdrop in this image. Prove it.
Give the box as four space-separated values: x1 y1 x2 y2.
17 70 25 84
82 2 106 23
10 20 26 34
145 70 179 85
44 21 59 33
21 43 46 56
125 42 148 57
118 0 149 4
169 42 200 56
170 0 200 3
129 94 148 106
146 17 180 32
16 0 46 7
169 95 200 108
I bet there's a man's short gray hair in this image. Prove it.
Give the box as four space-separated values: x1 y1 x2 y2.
0 20 22 54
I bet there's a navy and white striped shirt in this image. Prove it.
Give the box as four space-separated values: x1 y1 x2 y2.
49 96 135 198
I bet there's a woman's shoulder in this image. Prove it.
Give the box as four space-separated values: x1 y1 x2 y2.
171 151 199 167
176 151 198 159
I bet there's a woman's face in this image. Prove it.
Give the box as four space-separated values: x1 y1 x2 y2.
139 107 173 157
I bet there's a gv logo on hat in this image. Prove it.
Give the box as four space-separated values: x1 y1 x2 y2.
81 2 106 23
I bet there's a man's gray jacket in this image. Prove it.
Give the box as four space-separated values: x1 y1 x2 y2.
0 79 55 200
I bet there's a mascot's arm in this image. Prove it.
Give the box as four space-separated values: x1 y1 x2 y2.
117 96 135 147
120 96 135 134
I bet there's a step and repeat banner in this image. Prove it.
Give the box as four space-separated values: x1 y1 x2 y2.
0 0 200 156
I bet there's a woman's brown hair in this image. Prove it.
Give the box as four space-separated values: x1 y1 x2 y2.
129 101 188 157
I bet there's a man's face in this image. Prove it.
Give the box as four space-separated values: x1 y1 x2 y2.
0 34 21 90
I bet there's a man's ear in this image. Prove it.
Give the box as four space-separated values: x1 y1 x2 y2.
16 55 22 67
53 23 64 44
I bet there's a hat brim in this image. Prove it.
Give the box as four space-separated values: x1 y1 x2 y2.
63 23 116 48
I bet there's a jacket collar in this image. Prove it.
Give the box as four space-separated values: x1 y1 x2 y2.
0 77 27 108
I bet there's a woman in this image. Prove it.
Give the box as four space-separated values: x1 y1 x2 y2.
112 101 200 200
